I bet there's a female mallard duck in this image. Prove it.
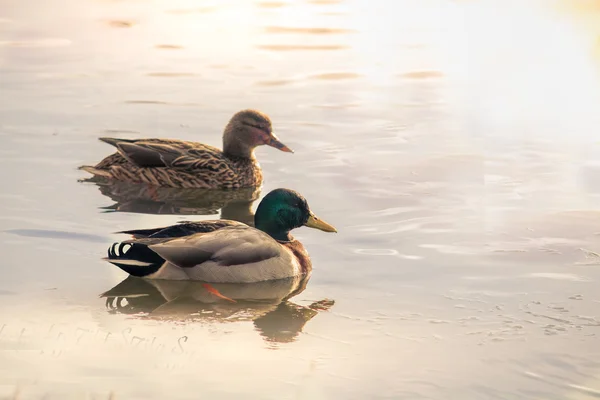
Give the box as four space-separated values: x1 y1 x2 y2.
79 109 292 189
104 188 337 283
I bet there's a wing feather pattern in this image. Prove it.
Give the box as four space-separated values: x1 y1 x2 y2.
149 226 281 269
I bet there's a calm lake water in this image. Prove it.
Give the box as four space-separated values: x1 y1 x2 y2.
2 0 600 399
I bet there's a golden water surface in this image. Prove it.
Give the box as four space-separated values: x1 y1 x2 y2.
1 0 600 399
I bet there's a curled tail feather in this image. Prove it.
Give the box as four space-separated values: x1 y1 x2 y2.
104 241 165 277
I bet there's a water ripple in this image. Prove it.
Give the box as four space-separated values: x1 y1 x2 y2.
255 78 297 87
354 249 398 256
419 244 482 255
124 100 201 106
257 2 288 8
524 273 591 282
146 72 197 78
310 103 361 109
166 7 217 14
107 20 134 28
155 44 184 50
0 39 71 47
264 26 354 35
399 70 445 80
309 72 361 80
5 229 108 243
103 129 140 134
257 44 348 51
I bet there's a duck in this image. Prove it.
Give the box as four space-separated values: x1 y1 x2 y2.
79 109 293 189
104 188 337 283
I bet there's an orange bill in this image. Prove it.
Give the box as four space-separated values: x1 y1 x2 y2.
265 134 294 153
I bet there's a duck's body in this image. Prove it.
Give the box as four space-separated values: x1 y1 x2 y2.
109 224 310 283
83 138 263 189
79 110 292 189
104 189 336 283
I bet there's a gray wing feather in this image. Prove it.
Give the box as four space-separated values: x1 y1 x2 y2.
116 142 183 168
149 244 213 268
149 226 281 269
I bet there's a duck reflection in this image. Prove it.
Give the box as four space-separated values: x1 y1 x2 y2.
101 275 334 344
81 178 260 225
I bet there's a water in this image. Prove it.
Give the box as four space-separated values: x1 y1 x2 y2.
1 0 600 398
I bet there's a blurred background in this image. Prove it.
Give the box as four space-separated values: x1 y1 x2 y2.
1 0 600 399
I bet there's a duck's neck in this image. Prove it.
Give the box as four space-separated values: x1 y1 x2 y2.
223 141 256 159
255 221 293 242
223 129 256 159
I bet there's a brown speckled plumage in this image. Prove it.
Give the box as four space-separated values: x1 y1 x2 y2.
79 110 293 189
87 141 262 189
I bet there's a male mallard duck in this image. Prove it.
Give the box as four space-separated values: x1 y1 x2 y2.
79 109 292 189
104 188 337 283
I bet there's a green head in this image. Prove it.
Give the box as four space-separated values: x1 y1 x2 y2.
254 188 337 242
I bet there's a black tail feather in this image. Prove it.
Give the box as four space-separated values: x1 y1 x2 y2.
105 242 165 277
99 137 135 147
118 220 242 239
117 227 166 239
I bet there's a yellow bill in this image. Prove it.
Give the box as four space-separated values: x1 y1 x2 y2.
305 213 337 233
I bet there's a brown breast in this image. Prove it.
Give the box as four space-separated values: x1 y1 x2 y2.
235 158 262 187
281 240 312 274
